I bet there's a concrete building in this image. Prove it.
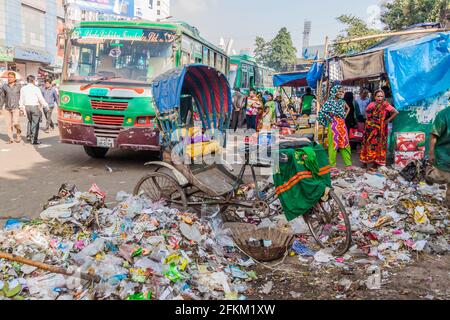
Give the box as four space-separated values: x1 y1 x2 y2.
0 0 63 81
134 0 170 21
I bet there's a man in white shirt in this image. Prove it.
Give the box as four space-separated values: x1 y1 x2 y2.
19 75 49 145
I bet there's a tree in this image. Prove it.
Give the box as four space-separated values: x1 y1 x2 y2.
266 28 297 72
381 0 449 31
254 36 269 65
333 15 382 56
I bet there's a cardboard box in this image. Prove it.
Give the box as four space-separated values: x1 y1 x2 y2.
395 132 426 152
394 151 425 170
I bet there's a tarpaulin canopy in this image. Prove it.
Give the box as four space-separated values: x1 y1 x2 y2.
340 51 385 81
273 59 324 88
339 32 441 82
273 71 309 87
385 32 450 110
152 64 232 129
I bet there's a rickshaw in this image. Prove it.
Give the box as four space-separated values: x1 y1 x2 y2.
134 65 352 256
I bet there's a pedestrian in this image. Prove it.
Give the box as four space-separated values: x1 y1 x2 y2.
265 93 276 124
41 79 59 133
317 85 354 175
360 89 399 171
343 92 358 150
300 87 316 116
1 72 23 143
274 94 285 120
260 105 273 131
19 75 49 145
355 89 371 123
230 88 246 131
344 92 357 130
426 105 450 208
245 89 261 131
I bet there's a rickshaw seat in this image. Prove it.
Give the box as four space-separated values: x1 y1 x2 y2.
279 138 312 150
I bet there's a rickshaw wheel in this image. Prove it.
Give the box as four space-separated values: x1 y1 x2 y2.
303 190 352 257
134 172 188 211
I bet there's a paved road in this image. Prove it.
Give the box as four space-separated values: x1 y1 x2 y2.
0 112 160 218
0 112 361 219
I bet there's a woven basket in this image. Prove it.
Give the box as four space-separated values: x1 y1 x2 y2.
224 223 294 262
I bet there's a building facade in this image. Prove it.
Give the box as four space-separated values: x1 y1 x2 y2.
0 0 63 82
134 0 170 21
0 0 172 82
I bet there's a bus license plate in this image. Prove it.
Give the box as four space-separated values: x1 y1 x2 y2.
97 137 115 148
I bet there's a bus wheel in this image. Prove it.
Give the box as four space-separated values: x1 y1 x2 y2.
84 146 109 159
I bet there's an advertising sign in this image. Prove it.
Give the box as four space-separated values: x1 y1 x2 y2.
74 0 135 17
0 46 14 62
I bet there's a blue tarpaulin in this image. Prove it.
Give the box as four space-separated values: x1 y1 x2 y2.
273 58 324 88
273 71 309 87
384 32 450 110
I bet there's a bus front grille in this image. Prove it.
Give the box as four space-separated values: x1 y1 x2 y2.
92 114 125 126
94 126 121 139
91 100 129 111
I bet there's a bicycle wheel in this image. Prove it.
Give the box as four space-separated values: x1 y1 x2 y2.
303 189 352 256
134 172 188 211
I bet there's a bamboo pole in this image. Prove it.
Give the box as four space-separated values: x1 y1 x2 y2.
315 36 329 143
0 251 101 283
334 28 449 45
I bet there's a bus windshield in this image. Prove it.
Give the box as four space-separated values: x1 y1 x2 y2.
66 29 177 84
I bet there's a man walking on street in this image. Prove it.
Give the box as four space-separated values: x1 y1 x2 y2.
41 79 59 133
231 88 246 131
1 72 23 143
426 105 450 208
19 75 49 145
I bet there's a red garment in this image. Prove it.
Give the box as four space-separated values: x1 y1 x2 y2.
360 101 396 166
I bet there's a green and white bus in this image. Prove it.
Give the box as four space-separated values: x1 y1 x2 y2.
59 20 229 158
229 54 275 95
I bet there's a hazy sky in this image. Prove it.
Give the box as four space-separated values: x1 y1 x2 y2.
172 0 385 55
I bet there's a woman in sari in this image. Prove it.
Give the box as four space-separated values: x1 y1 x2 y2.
318 85 354 175
360 89 399 170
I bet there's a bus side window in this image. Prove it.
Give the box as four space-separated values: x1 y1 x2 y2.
242 70 248 89
181 51 190 65
203 47 209 65
209 51 214 67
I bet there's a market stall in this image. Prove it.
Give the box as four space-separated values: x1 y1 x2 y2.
331 30 450 168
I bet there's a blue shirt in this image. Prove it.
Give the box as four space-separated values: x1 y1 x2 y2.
41 87 59 108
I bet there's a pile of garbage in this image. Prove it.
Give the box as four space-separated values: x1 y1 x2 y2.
284 166 449 276
0 185 258 300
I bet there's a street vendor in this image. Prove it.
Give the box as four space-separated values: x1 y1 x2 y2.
426 105 450 208
300 87 316 116
318 85 354 175
360 89 399 171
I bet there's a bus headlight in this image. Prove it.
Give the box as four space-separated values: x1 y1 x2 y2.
136 116 155 126
59 110 82 122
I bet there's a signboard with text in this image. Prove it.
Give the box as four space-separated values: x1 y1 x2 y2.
74 27 177 43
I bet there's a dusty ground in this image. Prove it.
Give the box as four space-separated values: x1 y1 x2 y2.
0 113 159 219
1 112 448 300
248 254 450 300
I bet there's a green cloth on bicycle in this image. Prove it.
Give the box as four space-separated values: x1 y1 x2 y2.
297 146 320 178
273 143 332 221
